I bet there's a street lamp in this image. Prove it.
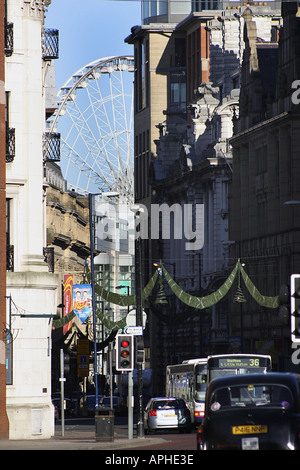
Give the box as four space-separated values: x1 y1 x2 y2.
223 241 245 352
130 204 145 438
283 201 300 205
89 191 119 411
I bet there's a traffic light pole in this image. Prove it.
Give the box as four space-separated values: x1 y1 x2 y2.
59 349 65 437
135 237 144 438
128 371 133 439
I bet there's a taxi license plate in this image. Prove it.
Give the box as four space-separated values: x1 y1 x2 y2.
232 425 268 435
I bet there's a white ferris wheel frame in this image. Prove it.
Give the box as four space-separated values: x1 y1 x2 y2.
47 55 134 202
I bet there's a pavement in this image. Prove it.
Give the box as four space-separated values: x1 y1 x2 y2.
0 426 169 451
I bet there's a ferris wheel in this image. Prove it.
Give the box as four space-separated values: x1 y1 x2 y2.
47 55 134 202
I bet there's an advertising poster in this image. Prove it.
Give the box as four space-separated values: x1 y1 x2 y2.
63 275 73 334
72 284 92 323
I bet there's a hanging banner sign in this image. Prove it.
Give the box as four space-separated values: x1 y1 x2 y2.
72 284 92 323
63 275 73 334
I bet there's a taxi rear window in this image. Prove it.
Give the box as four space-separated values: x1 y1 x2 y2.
210 384 294 411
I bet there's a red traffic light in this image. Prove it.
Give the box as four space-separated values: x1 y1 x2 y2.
116 334 133 371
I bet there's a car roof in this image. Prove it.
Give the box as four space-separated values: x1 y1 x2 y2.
208 372 300 394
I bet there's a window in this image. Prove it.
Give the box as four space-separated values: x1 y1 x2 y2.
136 38 149 111
170 70 186 110
210 384 294 411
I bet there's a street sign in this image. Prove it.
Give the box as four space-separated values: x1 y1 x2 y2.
77 339 89 377
124 326 143 335
126 309 147 328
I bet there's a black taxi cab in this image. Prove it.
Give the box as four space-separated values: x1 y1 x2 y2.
197 372 300 450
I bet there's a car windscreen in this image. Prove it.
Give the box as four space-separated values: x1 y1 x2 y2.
153 399 185 410
209 384 294 411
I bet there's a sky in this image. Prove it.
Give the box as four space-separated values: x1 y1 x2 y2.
45 0 141 90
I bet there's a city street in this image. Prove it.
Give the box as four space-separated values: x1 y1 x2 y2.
55 416 197 450
0 416 197 451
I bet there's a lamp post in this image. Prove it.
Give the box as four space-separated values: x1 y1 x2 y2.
89 191 119 411
223 241 245 351
89 193 100 410
135 235 144 438
153 261 176 362
130 204 145 438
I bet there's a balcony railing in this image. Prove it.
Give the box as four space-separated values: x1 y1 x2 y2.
5 22 13 57
43 132 60 162
6 127 15 163
6 245 14 272
42 29 59 60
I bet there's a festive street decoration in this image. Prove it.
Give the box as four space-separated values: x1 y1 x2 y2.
52 259 280 329
240 263 279 309
234 270 247 303
161 261 239 309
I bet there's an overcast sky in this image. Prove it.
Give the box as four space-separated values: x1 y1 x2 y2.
45 0 141 89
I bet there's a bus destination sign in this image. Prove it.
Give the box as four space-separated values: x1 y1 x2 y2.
218 357 261 368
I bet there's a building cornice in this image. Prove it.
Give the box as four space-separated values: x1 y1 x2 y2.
230 111 290 143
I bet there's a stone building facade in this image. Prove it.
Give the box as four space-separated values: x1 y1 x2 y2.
127 1 282 394
229 2 300 369
5 0 59 439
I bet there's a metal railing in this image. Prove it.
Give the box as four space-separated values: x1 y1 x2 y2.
42 29 59 60
6 127 15 163
6 245 14 272
43 132 60 162
5 22 13 57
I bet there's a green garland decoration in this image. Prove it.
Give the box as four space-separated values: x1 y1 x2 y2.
53 267 159 329
53 310 76 329
161 260 279 310
95 308 127 330
161 261 239 309
53 259 280 329
240 263 279 308
86 264 159 306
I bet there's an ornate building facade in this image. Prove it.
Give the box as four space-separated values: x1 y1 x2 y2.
229 2 300 370
5 0 59 439
127 1 282 394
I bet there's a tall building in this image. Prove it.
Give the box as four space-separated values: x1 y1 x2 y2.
228 1 300 368
5 0 59 439
126 0 282 394
0 0 9 441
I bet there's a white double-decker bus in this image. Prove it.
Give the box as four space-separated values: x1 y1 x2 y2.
166 354 272 425
166 358 207 424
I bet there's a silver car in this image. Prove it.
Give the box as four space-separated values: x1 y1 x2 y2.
144 397 191 434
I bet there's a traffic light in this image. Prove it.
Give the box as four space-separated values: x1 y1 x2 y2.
116 334 134 371
64 353 70 375
135 336 145 365
291 274 300 343
279 284 290 326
